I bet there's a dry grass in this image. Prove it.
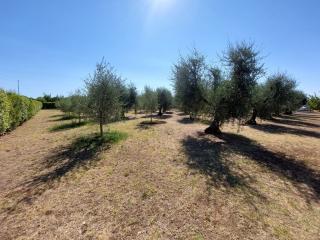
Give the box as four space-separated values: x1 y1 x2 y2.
0 110 319 239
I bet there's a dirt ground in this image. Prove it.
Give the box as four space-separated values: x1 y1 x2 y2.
0 110 319 240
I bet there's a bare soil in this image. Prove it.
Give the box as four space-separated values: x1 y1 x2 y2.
0 110 319 240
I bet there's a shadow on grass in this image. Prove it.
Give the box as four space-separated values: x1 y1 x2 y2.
249 124 320 139
269 118 320 128
49 115 78 122
177 117 211 125
182 135 244 188
49 114 64 118
142 114 172 120
3 131 127 214
178 117 195 124
182 132 320 202
136 120 167 130
49 121 88 132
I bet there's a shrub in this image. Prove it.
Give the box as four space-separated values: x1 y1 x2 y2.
0 89 11 133
8 93 29 129
0 90 42 134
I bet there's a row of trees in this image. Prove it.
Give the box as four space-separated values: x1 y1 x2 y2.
56 60 173 136
55 42 310 136
172 42 306 134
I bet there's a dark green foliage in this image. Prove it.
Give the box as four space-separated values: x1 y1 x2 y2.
172 50 207 119
156 87 173 115
122 83 138 114
205 42 264 134
85 59 124 136
141 86 158 122
42 102 56 109
285 90 307 114
127 84 138 114
36 93 61 103
223 42 264 121
247 76 305 124
264 73 298 116
308 94 320 110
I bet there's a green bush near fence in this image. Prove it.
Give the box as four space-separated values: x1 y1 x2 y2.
0 89 42 134
0 90 11 133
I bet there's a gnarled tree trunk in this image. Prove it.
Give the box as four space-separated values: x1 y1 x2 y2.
205 119 221 135
246 108 257 125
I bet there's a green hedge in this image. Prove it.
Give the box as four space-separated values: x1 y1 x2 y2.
0 90 42 134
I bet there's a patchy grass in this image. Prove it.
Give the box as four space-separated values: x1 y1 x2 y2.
49 121 88 132
75 131 128 150
0 110 319 240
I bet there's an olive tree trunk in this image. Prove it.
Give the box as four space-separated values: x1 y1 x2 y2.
246 108 257 125
205 119 221 135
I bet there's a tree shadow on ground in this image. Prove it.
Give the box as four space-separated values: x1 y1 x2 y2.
3 132 126 215
249 124 320 139
177 117 211 125
158 114 173 119
269 117 320 128
49 114 64 118
182 134 267 207
49 121 88 132
283 112 320 120
182 135 244 188
49 115 78 122
142 114 172 120
182 132 320 203
178 117 195 124
136 120 167 130
122 116 137 121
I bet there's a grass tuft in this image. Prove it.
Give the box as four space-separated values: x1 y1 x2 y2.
73 131 128 152
49 121 88 132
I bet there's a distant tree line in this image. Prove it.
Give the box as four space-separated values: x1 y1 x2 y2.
36 93 62 109
172 42 307 134
0 90 42 134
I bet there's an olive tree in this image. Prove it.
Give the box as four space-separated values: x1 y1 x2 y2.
246 83 273 124
85 60 124 136
127 83 138 114
56 97 73 115
205 42 264 134
156 87 173 116
69 90 88 123
141 86 158 122
263 73 297 116
172 50 207 119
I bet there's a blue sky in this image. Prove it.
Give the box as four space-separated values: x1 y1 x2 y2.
0 0 319 98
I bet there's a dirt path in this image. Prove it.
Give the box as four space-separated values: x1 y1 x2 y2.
0 110 319 239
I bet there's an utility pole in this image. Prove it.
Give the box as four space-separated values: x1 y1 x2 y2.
18 80 20 94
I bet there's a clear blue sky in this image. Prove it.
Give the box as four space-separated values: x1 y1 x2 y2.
0 0 319 98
